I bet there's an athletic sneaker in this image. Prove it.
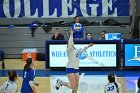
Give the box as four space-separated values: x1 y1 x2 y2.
55 78 62 90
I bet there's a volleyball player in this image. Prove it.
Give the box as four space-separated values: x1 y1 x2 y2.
21 58 39 93
0 70 18 93
104 73 122 93
55 30 93 93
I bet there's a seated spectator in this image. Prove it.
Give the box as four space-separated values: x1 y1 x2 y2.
99 30 106 40
51 28 65 40
137 77 140 93
71 16 84 40
85 33 94 40
104 73 122 93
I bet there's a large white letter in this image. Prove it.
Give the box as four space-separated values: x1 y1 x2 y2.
61 0 68 17
134 46 140 57
61 0 77 18
89 3 99 16
80 0 89 17
3 0 21 18
42 0 49 17
102 0 117 16
42 0 58 18
24 0 38 18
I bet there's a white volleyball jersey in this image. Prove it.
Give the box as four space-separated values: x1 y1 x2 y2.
0 80 17 93
104 82 122 93
66 35 88 69
66 47 79 69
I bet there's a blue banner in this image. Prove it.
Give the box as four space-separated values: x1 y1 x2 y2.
125 44 140 66
0 0 130 18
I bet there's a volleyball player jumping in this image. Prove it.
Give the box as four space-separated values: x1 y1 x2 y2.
55 30 93 93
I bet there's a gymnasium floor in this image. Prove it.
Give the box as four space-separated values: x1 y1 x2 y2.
0 59 140 93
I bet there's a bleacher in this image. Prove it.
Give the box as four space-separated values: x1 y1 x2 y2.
0 17 131 58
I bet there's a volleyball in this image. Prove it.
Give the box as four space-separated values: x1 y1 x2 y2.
78 49 88 60
73 23 82 31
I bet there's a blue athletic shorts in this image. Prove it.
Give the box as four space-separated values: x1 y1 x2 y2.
66 68 79 74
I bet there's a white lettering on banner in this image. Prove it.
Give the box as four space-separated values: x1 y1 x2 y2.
33 9 39 18
24 0 31 17
3 0 21 18
43 0 58 18
102 0 117 16
134 46 140 57
61 0 68 17
44 0 58 18
67 0 77 17
1 0 129 18
80 0 89 17
42 0 49 17
51 6 58 18
3 0 10 18
14 0 21 18
89 2 99 16
24 0 38 18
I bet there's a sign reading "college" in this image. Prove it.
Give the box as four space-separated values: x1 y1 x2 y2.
0 0 129 18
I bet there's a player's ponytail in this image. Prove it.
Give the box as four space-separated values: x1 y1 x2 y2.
108 73 119 93
114 82 119 93
8 70 17 81
24 58 32 72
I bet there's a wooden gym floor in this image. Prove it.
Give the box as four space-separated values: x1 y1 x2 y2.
0 59 139 93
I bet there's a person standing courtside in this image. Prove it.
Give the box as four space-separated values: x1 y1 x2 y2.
71 16 84 40
21 58 39 93
55 30 93 93
0 70 18 93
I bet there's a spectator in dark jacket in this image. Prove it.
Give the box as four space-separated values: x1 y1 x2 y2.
51 28 65 40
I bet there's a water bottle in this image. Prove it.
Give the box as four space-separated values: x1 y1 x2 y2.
99 21 102 26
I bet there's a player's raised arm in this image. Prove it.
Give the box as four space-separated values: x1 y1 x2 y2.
78 43 93 53
67 30 74 50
